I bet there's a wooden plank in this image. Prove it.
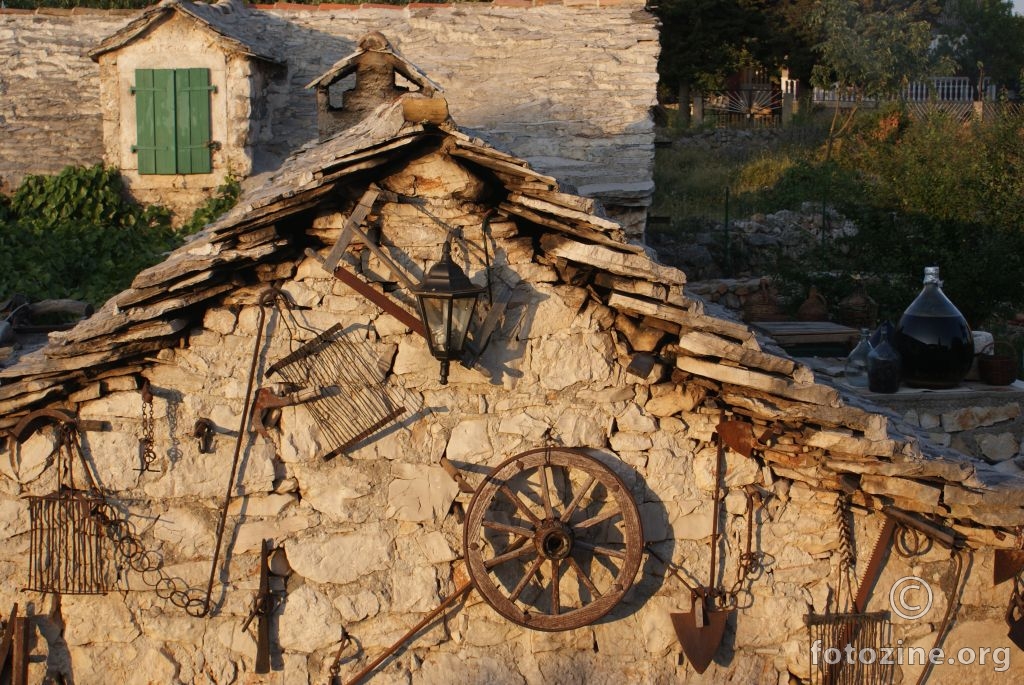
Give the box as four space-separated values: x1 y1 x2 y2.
673 330 805 380
753 321 859 346
45 318 188 359
446 143 557 188
605 291 758 349
540 234 685 286
676 356 841 407
506 192 622 234
520 189 596 215
721 390 889 441
500 202 643 254
593 272 669 301
321 186 381 272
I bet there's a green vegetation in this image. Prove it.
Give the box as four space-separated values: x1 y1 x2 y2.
653 106 1024 330
0 165 239 307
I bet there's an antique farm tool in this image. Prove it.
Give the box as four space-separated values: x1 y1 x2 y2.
0 604 17 680
343 579 473 685
10 610 30 685
242 539 282 674
670 426 732 674
807 495 895 685
327 628 358 685
18 411 119 595
463 447 644 630
192 418 216 454
995 530 1024 650
264 323 408 460
1005 564 1024 650
202 287 282 617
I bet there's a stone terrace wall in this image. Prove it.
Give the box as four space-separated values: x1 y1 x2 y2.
0 8 133 192
0 2 659 231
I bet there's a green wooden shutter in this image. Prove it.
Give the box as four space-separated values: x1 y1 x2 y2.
134 68 213 175
175 68 213 174
133 69 177 175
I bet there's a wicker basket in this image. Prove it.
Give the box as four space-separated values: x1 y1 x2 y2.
978 341 1019 386
742 279 781 322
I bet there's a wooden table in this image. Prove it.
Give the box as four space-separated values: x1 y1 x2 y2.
752 321 860 352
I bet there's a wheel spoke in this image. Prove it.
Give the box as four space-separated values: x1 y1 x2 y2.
509 556 545 602
573 507 621 530
464 448 643 631
539 465 555 520
550 558 561 615
575 540 627 560
499 484 542 526
484 543 536 570
559 474 596 522
482 520 534 538
568 556 602 598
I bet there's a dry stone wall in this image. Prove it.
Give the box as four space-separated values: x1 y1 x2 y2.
0 9 133 192
2 155 1022 684
0 2 659 233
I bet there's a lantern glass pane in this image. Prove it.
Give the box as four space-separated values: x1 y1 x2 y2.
421 296 451 354
449 297 475 353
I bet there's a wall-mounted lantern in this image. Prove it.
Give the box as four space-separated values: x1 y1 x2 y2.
413 239 485 384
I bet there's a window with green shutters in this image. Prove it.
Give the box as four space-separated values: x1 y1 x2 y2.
132 68 215 175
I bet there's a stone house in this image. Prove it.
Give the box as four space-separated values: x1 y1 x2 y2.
1 0 660 235
1 36 1024 683
87 0 285 218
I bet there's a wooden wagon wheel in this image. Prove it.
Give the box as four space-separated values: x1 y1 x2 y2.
463 447 644 631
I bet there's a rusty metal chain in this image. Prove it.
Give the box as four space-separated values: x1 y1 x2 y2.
93 509 207 617
327 628 353 685
724 486 766 609
136 381 158 473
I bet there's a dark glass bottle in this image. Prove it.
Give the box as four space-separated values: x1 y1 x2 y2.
868 327 901 393
895 266 973 389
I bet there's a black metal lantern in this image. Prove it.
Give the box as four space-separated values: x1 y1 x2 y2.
413 239 485 384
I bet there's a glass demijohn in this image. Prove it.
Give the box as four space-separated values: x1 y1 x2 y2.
844 328 872 388
895 266 973 389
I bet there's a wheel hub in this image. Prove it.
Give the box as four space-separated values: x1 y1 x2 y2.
534 520 574 560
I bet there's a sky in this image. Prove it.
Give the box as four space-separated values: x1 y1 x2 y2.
1017 1 1024 16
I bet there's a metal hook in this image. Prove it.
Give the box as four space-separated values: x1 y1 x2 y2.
193 418 215 454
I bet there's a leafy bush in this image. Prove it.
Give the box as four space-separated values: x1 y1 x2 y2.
769 107 1024 327
179 175 241 236
0 165 178 307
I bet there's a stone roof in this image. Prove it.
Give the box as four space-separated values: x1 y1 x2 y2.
0 92 1022 540
88 0 283 64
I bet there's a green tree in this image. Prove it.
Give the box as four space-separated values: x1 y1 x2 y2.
808 0 945 157
934 0 1024 95
655 0 781 127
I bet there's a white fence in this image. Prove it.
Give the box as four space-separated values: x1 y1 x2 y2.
813 76 996 105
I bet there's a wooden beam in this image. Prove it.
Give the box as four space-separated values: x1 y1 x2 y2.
676 356 841 407
540 234 685 286
673 330 805 380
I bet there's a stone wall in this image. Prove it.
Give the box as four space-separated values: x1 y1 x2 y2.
0 9 132 193
2 154 1022 684
0 2 659 232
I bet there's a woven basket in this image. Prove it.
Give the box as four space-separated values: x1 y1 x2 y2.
979 341 1019 386
742 279 781 322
